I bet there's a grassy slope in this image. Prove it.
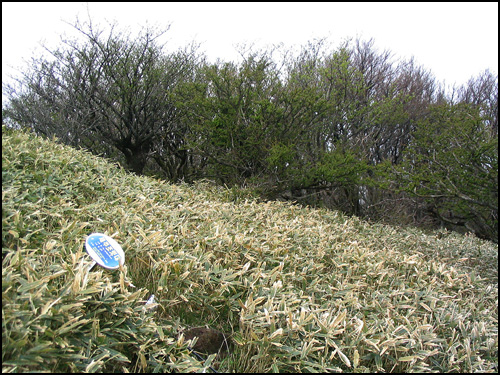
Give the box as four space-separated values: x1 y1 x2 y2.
2 126 498 373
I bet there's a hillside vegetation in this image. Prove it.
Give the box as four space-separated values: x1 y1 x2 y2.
2 127 498 372
4 21 498 241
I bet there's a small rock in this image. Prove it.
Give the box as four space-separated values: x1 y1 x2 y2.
182 327 231 355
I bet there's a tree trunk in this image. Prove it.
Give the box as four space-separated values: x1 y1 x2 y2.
121 143 150 175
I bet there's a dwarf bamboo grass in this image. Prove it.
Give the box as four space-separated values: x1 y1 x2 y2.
2 126 498 372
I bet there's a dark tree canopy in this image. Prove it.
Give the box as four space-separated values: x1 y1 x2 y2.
3 22 498 242
3 20 200 176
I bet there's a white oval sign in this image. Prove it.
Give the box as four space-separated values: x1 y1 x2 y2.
85 233 125 269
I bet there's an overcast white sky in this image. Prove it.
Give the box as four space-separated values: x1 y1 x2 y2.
2 2 498 101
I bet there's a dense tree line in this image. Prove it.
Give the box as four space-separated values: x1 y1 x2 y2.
3 21 497 242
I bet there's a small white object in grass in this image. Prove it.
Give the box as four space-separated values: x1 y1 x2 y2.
144 294 157 311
